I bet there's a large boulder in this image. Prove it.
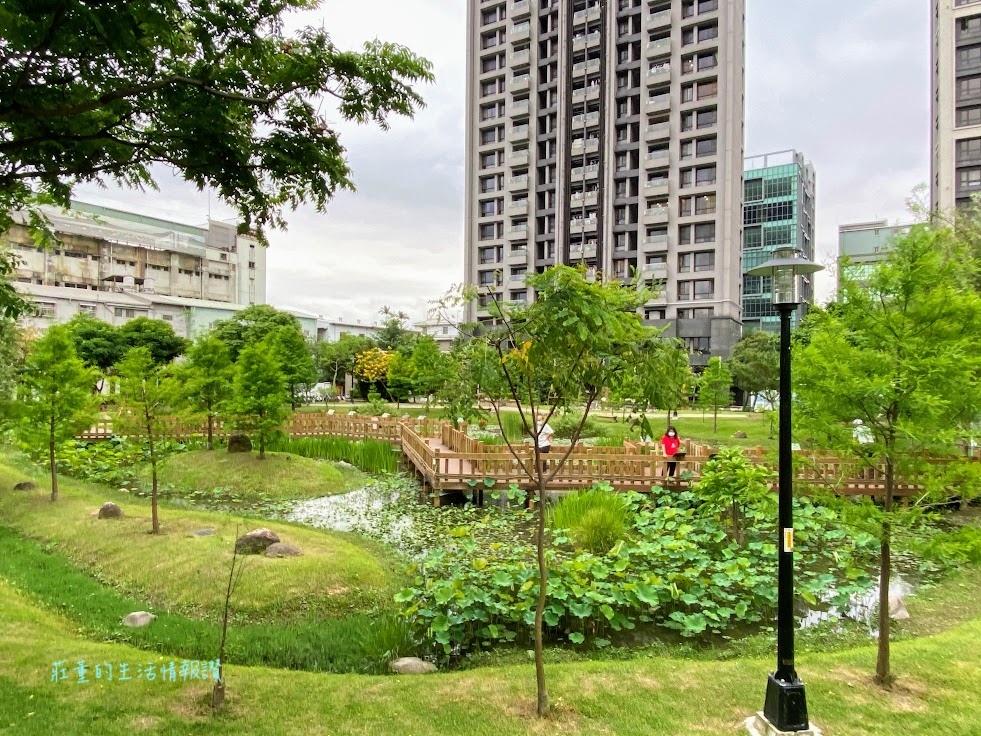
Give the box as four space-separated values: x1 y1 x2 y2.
235 528 280 554
122 611 156 627
13 481 37 491
733 431 748 439
389 657 437 675
227 433 253 454
97 502 122 519
889 595 910 621
264 542 302 558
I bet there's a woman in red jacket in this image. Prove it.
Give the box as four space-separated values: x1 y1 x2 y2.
660 425 681 477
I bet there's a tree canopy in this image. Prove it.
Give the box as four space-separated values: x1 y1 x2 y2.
64 313 125 373
211 305 303 361
728 331 779 408
0 0 434 244
267 325 317 409
117 316 188 365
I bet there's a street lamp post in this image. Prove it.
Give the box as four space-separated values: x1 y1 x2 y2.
746 248 824 735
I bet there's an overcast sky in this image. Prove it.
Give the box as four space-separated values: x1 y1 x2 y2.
77 0 929 323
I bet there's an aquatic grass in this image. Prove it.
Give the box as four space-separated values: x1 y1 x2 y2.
548 485 631 553
267 436 400 474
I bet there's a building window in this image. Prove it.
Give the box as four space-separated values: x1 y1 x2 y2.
695 137 717 157
958 167 981 190
678 307 714 319
695 165 716 186
957 105 981 127
744 178 763 202
37 302 56 318
694 222 715 243
696 108 717 128
693 278 714 300
683 336 711 354
78 304 96 316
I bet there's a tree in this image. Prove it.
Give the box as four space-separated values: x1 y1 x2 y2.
0 247 31 319
451 266 651 717
696 356 733 433
794 225 981 686
64 314 125 376
385 350 415 406
117 317 188 365
624 338 695 431
212 305 303 361
179 335 234 450
116 347 176 534
729 331 779 409
268 326 317 410
228 341 288 460
354 346 392 396
409 335 451 406
15 326 98 501
0 318 22 426
316 333 375 392
372 307 415 351
0 0 434 253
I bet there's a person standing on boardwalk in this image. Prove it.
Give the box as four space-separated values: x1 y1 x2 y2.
536 413 554 472
660 425 681 477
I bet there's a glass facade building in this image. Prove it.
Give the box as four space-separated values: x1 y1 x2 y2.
741 150 816 332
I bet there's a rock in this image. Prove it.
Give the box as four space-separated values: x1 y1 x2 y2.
733 431 748 439
97 502 123 519
381 413 391 418
188 529 215 538
389 657 437 675
327 409 335 415
13 481 37 491
227 433 252 454
122 611 156 627
889 595 910 621
264 542 302 558
234 528 280 554
335 460 356 471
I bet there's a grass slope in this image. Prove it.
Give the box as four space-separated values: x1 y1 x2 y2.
0 460 397 621
2 577 981 735
150 450 367 501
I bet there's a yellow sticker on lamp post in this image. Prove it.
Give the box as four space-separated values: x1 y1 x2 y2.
783 528 794 551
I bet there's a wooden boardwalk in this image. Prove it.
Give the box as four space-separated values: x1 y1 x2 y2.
79 412 942 505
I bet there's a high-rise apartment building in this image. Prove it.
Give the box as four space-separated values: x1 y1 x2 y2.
837 220 912 286
931 0 981 213
741 150 816 332
464 0 745 363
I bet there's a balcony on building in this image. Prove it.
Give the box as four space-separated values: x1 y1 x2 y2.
646 37 671 58
570 163 600 179
569 242 597 259
509 99 530 117
570 216 598 233
507 271 527 286
645 149 670 167
511 21 531 43
643 262 669 279
512 0 531 18
571 189 599 206
647 63 670 82
507 245 528 264
508 198 530 213
644 178 670 196
573 4 602 24
646 121 670 139
508 224 529 239
649 8 671 28
573 58 602 76
571 110 601 126
509 150 529 167
508 174 529 189
643 204 669 224
511 49 531 67
573 30 602 51
511 73 531 92
511 123 530 141
644 233 670 248
645 92 671 113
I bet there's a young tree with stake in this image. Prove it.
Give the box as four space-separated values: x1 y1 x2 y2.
697 356 733 433
115 347 177 534
15 326 98 501
228 341 289 460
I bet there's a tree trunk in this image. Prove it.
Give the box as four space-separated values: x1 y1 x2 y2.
48 433 58 502
713 404 718 433
148 419 159 534
207 412 214 451
876 455 894 686
666 409 671 432
533 461 549 717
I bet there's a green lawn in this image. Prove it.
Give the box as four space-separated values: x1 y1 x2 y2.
3 574 981 735
0 460 397 621
149 450 367 501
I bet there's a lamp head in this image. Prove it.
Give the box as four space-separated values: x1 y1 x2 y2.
745 248 823 305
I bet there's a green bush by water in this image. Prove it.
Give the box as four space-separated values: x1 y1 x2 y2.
548 485 631 553
0 527 416 674
266 436 399 474
550 411 606 440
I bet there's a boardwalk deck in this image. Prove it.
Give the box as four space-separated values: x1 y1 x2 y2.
78 411 945 502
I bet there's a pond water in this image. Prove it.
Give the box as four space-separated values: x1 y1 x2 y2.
800 574 916 636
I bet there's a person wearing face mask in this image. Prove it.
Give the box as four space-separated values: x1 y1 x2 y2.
660 425 681 477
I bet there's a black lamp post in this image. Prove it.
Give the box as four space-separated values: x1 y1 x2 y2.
746 248 823 734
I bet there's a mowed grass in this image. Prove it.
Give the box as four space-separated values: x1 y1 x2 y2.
149 450 367 501
3 577 981 736
0 459 398 621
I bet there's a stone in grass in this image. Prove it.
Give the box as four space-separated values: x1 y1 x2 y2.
13 481 37 491
188 529 216 538
264 542 302 558
889 595 910 621
335 460 356 471
122 611 156 628
97 502 123 519
234 528 280 554
227 433 252 454
389 657 437 675
733 431 748 439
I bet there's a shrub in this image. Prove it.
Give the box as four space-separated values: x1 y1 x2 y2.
357 390 389 416
548 484 631 553
550 411 605 439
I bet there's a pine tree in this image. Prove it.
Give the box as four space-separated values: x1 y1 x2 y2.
180 335 234 449
228 341 288 459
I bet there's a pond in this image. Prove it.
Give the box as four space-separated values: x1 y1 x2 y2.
800 573 917 635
